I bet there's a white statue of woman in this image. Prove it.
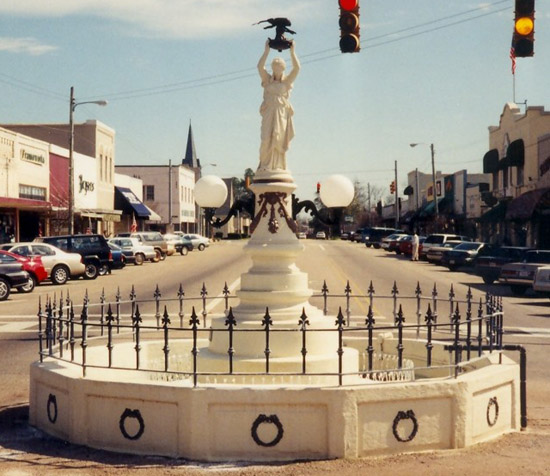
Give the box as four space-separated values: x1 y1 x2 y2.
257 40 300 172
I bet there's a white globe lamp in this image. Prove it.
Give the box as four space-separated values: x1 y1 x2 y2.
320 175 354 208
195 175 228 208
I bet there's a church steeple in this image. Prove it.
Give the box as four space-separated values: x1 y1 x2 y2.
182 121 200 169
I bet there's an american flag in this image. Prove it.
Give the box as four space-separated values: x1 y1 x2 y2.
510 44 516 75
130 214 137 233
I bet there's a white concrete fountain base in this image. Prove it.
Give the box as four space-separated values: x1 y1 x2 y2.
29 337 520 462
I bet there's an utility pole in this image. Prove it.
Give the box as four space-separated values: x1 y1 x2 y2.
430 144 439 228
168 159 173 232
367 182 371 225
394 160 399 229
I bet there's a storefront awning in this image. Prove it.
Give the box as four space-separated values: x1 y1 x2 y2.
478 201 507 223
145 205 162 222
508 139 525 167
505 187 550 220
0 197 51 210
483 149 499 174
418 197 450 218
115 187 151 218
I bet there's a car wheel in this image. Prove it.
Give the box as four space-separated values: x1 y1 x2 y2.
448 265 458 272
198 244 205 251
151 250 161 263
482 275 495 285
84 262 99 280
134 253 144 266
510 285 528 296
159 250 167 261
19 275 36 293
0 278 10 301
180 246 188 256
51 265 69 285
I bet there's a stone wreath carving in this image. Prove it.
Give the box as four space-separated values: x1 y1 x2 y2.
47 393 57 424
119 408 145 441
392 409 418 443
486 397 499 427
251 414 284 447
250 192 297 234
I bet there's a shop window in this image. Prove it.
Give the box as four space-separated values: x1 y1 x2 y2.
19 185 46 201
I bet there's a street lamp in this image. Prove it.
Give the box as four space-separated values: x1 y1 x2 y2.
68 86 108 235
410 142 438 228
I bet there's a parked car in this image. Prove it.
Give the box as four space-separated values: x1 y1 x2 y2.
419 234 472 260
164 233 194 255
36 234 113 280
0 250 46 293
381 233 408 252
398 235 426 256
0 260 30 300
440 242 490 271
2 242 86 285
183 234 210 251
426 240 464 264
475 246 533 284
296 232 307 239
364 228 401 248
533 266 550 298
108 237 156 265
315 231 327 239
131 232 169 261
499 250 550 295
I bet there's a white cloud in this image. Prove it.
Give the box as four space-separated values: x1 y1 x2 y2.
0 0 318 39
0 37 57 55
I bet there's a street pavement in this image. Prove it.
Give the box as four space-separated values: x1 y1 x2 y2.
1 239 549 474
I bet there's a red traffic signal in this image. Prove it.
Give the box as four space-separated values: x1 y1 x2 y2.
339 0 360 53
390 181 395 194
316 182 321 193
512 0 535 57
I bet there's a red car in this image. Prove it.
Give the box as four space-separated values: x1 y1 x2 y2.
399 236 426 256
0 250 47 293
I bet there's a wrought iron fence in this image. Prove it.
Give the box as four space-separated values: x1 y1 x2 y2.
37 281 505 387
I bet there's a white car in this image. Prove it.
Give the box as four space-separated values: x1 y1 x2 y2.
533 266 550 298
182 234 210 251
1 242 86 285
108 237 157 265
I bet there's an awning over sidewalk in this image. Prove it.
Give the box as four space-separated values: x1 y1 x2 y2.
478 201 507 223
0 197 51 211
505 187 550 220
115 187 151 218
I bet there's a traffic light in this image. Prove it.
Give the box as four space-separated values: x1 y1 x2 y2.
390 181 395 194
316 182 321 193
512 0 535 57
339 0 360 53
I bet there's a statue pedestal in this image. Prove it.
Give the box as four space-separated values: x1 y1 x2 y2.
207 176 359 376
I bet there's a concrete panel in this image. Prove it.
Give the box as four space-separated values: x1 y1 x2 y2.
34 382 69 441
358 397 453 455
472 382 514 441
86 395 179 457
209 403 329 460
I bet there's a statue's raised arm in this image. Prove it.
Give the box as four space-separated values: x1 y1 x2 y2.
257 41 300 173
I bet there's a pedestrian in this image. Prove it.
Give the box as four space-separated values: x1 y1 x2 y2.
411 232 419 261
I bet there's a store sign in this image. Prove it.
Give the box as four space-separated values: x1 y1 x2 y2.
20 149 45 165
78 174 95 194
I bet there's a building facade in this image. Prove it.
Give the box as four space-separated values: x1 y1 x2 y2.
481 103 550 248
0 127 51 242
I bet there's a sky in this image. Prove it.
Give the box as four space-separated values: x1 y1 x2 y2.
0 0 548 202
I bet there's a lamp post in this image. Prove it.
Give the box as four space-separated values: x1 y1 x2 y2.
410 142 438 229
69 86 108 235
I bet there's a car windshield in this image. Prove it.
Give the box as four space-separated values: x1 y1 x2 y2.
425 236 444 244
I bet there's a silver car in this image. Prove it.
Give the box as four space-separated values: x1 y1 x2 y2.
108 237 156 265
182 234 210 251
1 242 86 285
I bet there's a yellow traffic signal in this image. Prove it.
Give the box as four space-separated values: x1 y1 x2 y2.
512 0 535 57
